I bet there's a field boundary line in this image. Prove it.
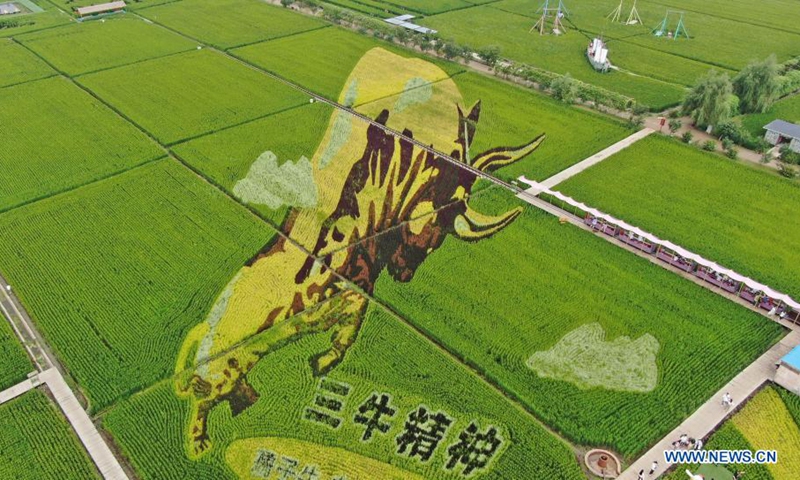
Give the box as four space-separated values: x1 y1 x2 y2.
538 127 654 189
224 23 332 51
620 330 800 479
0 72 59 90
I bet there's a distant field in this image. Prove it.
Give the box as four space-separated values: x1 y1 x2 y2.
0 39 53 87
559 135 800 299
664 385 800 480
19 16 196 76
740 93 800 138
0 318 31 390
103 301 584 480
50 0 175 10
418 5 688 109
366 188 783 457
231 26 465 102
0 390 99 480
173 102 333 227
78 49 308 144
0 77 162 212
0 1 69 38
0 159 276 410
138 0 326 49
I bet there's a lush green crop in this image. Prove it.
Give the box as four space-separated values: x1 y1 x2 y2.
173 102 333 227
0 39 53 87
78 49 308 144
138 0 326 49
0 318 32 390
50 0 175 10
0 159 276 410
364 188 783 457
0 77 162 212
18 16 196 76
650 0 800 35
0 390 100 479
231 26 464 102
559 135 800 298
103 301 584 479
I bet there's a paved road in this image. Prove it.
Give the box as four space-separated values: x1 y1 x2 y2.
0 377 38 405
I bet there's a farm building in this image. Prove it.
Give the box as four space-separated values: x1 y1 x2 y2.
775 346 800 395
75 1 126 18
763 119 800 153
0 2 20 15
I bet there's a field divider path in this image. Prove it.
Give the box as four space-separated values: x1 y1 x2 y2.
537 127 654 189
38 368 129 480
0 275 131 480
620 330 800 480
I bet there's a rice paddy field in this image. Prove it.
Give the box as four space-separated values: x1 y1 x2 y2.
0 1 797 479
18 16 197 76
332 0 800 109
0 160 276 410
361 188 784 457
0 317 32 390
0 390 100 479
77 49 309 144
0 1 69 38
558 135 800 298
0 39 53 87
0 77 163 212
663 385 800 480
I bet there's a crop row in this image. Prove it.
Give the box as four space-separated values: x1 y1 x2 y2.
0 159 276 410
103 302 585 479
0 390 99 479
368 187 784 457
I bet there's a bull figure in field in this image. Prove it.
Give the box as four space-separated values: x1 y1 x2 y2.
174 48 545 458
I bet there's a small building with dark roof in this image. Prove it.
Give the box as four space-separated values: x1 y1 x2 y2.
764 119 800 153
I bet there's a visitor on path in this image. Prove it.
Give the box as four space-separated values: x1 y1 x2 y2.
685 470 704 480
638 469 645 480
679 433 689 447
722 392 733 409
694 438 703 450
649 460 659 475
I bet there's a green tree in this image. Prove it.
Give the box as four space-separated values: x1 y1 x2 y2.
551 73 577 103
477 46 502 67
733 55 781 113
682 69 736 131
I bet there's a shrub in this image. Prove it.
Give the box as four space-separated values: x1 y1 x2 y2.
551 73 577 104
681 131 694 143
778 161 799 178
668 118 682 133
725 147 739 159
702 140 716 151
721 137 735 151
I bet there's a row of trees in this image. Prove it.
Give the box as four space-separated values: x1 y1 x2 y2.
682 56 784 132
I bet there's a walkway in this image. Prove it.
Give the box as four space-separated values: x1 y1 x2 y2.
537 128 654 190
0 376 38 405
0 276 129 480
620 330 800 479
39 369 129 480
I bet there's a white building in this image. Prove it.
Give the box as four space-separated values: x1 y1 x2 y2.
763 119 800 153
0 2 21 15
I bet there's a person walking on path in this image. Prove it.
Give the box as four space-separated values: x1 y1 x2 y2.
638 469 645 480
649 460 659 475
722 392 733 409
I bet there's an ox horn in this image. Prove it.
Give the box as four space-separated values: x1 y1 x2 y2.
471 134 546 172
454 203 523 240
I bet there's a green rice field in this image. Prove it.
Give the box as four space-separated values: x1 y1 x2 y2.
0 77 162 212
0 159 275 410
0 390 100 479
559 134 800 298
0 39 53 87
0 317 32 390
18 16 197 76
